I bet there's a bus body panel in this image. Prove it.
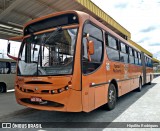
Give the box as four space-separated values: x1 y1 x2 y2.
15 87 82 112
81 58 108 112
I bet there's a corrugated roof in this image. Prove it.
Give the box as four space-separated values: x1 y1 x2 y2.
0 0 130 40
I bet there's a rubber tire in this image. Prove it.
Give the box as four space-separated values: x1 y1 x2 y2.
148 75 152 85
0 83 6 93
137 78 142 92
105 83 117 110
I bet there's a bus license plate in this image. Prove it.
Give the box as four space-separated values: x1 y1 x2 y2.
30 97 42 102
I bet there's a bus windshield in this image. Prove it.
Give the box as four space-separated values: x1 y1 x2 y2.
18 27 78 76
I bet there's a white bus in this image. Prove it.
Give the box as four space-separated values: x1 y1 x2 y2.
0 58 16 93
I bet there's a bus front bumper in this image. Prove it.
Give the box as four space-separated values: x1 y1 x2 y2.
15 86 82 112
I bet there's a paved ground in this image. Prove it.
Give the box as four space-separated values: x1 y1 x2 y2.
0 77 160 131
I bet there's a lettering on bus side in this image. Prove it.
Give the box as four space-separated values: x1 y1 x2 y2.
113 64 122 73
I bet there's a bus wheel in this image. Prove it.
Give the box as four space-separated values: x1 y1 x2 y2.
137 78 142 92
0 83 6 93
148 75 152 85
105 83 117 110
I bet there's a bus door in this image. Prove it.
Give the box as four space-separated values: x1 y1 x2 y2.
81 30 106 112
141 52 146 84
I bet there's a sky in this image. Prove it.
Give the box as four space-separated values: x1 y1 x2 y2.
91 0 160 59
0 0 160 59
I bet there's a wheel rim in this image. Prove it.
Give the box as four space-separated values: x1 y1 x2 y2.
109 87 116 105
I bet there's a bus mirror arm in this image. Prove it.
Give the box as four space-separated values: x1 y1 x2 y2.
7 53 18 61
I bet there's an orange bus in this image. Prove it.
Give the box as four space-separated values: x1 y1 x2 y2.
7 10 153 112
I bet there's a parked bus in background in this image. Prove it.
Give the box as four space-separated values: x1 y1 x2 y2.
7 10 153 112
0 58 16 93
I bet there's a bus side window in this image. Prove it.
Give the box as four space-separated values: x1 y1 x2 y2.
138 52 142 65
11 62 16 74
106 34 120 61
129 47 134 64
82 22 103 74
134 50 138 65
0 62 10 74
6 62 11 74
120 42 128 63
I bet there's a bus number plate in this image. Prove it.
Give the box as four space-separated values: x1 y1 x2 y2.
30 97 42 102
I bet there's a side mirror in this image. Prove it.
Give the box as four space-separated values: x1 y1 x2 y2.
7 36 23 61
86 40 94 62
88 41 94 55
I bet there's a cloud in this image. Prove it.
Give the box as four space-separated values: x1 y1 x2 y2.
140 26 157 33
149 43 160 46
114 3 128 9
137 37 150 43
153 51 160 59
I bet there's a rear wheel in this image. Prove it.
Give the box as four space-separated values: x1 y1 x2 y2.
137 78 142 92
0 83 6 93
105 83 117 110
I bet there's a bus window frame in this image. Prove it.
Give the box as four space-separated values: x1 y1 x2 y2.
81 20 104 76
119 41 129 63
105 32 120 62
17 25 79 76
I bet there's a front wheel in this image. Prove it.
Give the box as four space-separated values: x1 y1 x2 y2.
0 83 6 93
105 83 117 110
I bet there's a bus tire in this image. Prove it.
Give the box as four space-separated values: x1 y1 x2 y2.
105 83 117 110
0 83 6 93
137 78 142 92
148 75 152 85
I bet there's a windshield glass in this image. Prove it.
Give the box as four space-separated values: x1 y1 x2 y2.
18 27 78 76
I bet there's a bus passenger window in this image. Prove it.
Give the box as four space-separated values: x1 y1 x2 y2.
134 50 138 65
129 47 135 64
138 53 142 65
11 62 16 74
82 22 103 74
0 62 10 74
106 34 120 61
120 42 128 63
